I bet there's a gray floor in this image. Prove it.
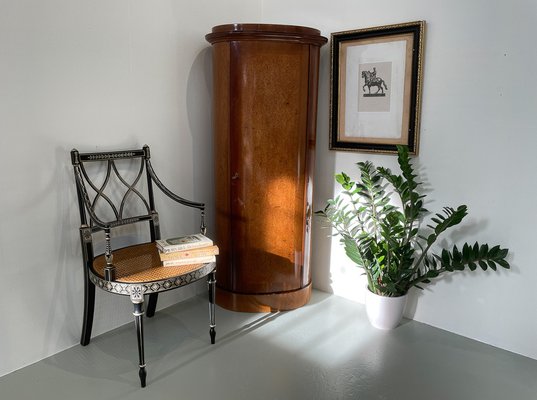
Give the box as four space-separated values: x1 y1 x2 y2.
1 291 536 400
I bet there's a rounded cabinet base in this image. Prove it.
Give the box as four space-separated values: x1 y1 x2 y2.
216 284 312 312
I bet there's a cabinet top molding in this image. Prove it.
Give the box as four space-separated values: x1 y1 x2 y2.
206 23 327 46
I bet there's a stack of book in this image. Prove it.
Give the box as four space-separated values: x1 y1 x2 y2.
156 233 218 267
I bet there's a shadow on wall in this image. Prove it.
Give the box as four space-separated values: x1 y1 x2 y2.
186 47 215 232
43 146 83 358
311 44 336 294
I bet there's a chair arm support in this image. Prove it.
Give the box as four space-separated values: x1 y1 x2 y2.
146 159 205 211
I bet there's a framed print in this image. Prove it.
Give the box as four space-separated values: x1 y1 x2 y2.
329 21 425 154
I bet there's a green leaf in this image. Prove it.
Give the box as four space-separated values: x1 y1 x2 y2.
479 244 489 258
452 245 462 264
462 243 470 262
497 248 509 259
430 206 468 236
489 245 500 257
335 172 349 186
426 270 440 278
343 238 363 266
441 249 450 265
497 259 510 269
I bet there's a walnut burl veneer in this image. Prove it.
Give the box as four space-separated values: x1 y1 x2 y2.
206 24 327 312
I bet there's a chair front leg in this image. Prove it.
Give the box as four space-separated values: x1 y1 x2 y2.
80 228 95 346
208 270 216 344
130 285 147 388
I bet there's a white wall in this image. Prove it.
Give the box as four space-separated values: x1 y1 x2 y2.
0 0 260 377
261 0 537 359
1 0 536 379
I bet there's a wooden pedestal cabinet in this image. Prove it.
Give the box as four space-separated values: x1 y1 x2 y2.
206 24 327 312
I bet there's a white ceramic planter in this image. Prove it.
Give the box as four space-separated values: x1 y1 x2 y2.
365 288 408 330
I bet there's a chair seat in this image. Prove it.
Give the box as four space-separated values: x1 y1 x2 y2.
93 242 209 284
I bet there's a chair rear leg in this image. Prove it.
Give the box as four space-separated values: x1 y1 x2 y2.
146 293 158 318
80 277 95 346
208 271 216 344
133 301 147 388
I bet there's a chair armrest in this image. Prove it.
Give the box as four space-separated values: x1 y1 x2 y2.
146 159 205 211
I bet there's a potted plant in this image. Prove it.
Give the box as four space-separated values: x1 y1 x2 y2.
316 146 510 329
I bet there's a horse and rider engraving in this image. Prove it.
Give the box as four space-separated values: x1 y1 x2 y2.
361 67 388 96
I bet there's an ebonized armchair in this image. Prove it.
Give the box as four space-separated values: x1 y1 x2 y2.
70 145 216 387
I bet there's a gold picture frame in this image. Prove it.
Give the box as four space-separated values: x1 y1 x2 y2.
329 21 425 154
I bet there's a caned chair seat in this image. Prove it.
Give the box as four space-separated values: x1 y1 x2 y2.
92 242 209 283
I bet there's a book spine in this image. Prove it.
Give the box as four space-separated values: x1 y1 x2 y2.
157 240 213 253
159 246 219 261
162 255 216 267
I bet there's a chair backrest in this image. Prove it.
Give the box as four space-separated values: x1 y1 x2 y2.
71 145 206 279
71 146 160 238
